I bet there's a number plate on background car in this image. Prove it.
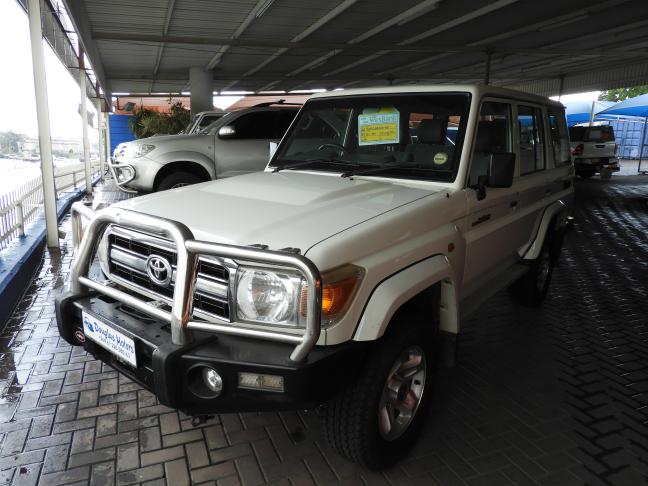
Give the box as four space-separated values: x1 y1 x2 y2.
82 312 137 367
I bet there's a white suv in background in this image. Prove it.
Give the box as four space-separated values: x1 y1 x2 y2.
569 124 620 179
110 103 299 192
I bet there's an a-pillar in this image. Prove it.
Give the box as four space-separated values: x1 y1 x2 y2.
189 67 213 115
27 0 59 248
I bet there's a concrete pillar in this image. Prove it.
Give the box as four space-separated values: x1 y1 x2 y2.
27 0 59 248
189 67 213 115
79 47 92 196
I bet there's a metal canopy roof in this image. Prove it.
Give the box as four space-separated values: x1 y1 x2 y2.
63 0 648 100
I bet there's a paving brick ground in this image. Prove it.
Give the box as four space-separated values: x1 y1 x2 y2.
0 170 647 485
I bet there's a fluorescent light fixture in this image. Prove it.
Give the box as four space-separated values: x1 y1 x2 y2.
289 89 327 94
181 91 190 95
221 90 255 95
258 90 286 94
112 92 131 96
255 0 276 18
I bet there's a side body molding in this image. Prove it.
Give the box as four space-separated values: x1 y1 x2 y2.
353 255 459 341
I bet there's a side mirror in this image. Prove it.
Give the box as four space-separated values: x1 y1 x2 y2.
488 152 515 188
269 142 278 161
218 125 236 139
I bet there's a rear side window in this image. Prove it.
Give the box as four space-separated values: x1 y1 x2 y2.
548 109 571 166
230 112 278 139
518 105 545 175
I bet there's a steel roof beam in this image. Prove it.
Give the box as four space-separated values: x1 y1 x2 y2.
60 0 111 104
151 0 177 93
90 31 645 59
244 0 359 77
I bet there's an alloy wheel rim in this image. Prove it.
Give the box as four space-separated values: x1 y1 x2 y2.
170 182 190 189
378 345 427 441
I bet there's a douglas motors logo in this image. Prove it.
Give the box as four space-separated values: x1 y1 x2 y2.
84 316 135 355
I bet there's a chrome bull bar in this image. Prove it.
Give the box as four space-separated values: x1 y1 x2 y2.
69 202 322 362
107 158 138 193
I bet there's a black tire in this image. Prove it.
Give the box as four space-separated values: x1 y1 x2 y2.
156 171 204 191
509 234 556 307
322 315 436 469
600 168 612 180
577 169 595 179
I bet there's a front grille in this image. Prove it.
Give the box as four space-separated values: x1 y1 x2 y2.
107 231 230 320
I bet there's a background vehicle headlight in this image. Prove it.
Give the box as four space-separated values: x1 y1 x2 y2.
126 144 155 158
235 267 305 326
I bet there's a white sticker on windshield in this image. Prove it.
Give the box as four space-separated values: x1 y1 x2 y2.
358 107 400 146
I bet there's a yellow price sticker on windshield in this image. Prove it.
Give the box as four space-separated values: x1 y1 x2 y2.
358 109 400 146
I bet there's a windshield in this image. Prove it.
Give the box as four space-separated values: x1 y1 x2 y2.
270 93 471 182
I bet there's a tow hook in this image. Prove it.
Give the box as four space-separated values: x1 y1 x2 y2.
191 414 215 427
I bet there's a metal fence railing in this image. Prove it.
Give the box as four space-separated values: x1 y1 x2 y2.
0 163 102 249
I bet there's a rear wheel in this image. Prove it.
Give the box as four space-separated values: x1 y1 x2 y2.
156 171 204 191
577 169 595 179
510 237 555 307
322 316 436 469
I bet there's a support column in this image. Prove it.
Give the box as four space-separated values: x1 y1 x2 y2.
27 0 58 248
484 49 493 85
189 67 213 115
79 46 92 196
96 99 105 181
105 106 112 165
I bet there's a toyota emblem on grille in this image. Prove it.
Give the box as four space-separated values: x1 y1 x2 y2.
146 255 173 287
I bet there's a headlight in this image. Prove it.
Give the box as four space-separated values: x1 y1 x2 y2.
125 144 155 158
235 267 305 326
97 231 110 276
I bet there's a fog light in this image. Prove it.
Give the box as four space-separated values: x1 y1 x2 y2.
202 368 223 395
238 372 284 393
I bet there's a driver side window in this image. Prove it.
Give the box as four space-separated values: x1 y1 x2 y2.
468 102 512 187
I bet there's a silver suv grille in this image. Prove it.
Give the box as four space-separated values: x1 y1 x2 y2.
107 231 230 320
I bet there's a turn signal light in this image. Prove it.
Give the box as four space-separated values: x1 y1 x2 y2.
300 265 364 323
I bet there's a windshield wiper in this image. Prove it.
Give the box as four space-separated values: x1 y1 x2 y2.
341 164 437 178
272 157 376 173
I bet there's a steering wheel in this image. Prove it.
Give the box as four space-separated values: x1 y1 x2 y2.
317 142 349 155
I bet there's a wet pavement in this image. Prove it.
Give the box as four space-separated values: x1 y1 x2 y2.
0 168 647 485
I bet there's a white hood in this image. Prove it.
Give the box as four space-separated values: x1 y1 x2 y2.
113 171 439 253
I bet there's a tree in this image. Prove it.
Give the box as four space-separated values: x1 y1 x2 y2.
128 102 190 138
0 131 26 154
598 85 648 102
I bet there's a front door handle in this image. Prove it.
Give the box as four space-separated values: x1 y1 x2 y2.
472 214 491 226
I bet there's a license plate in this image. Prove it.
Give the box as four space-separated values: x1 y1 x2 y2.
82 312 137 367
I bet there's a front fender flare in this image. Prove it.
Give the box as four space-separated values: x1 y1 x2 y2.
353 254 459 342
154 151 216 179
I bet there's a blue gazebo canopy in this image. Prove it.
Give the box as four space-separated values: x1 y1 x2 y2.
598 94 648 118
564 100 614 126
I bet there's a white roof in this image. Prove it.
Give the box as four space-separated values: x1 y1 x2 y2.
310 84 564 108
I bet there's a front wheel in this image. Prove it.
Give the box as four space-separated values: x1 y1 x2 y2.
156 171 204 191
322 319 435 469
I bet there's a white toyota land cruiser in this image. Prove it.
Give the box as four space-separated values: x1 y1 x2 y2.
56 85 574 469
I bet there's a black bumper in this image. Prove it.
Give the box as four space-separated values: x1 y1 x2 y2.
55 292 369 415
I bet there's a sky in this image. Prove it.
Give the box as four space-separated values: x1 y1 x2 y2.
0 0 97 140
